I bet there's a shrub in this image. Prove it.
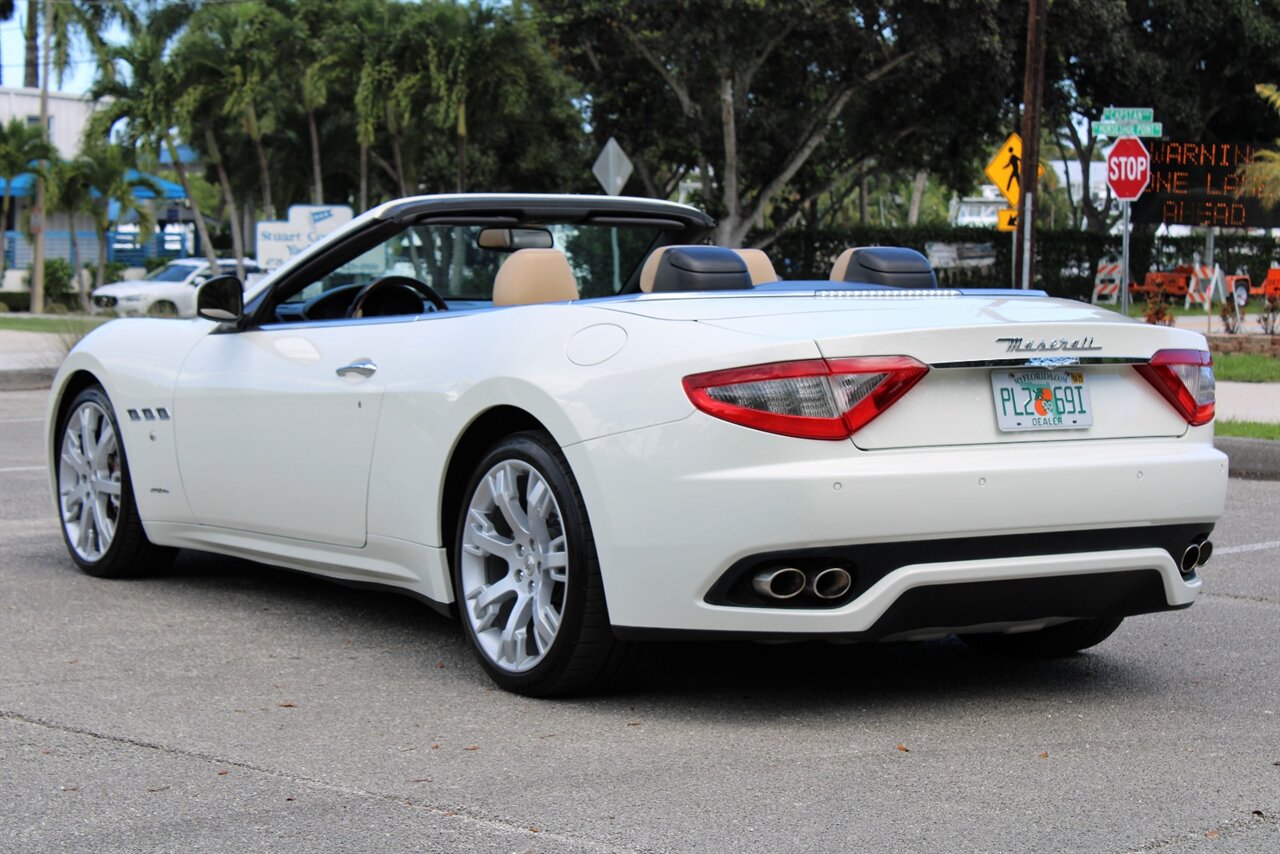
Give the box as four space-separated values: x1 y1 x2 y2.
0 291 31 312
1145 292 1174 326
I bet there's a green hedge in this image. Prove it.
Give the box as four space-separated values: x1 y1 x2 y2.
766 226 1280 301
0 291 30 311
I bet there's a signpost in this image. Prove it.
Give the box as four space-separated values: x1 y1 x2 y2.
1106 136 1151 316
985 133 1043 287
593 137 634 290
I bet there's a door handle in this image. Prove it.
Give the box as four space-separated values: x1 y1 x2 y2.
336 359 377 378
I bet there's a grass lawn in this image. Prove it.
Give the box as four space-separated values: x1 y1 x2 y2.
1213 352 1280 383
0 314 110 335
1216 419 1280 441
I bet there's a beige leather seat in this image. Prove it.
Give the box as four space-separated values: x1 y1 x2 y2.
733 248 778 285
638 246 677 293
829 247 861 281
492 248 579 306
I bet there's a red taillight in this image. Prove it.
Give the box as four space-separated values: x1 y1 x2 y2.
683 356 929 440
1134 349 1215 426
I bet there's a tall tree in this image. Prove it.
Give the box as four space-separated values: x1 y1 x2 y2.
73 141 157 291
47 156 92 309
537 0 1006 247
89 1 221 272
0 117 54 279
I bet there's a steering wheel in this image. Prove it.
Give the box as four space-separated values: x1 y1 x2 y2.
347 275 448 318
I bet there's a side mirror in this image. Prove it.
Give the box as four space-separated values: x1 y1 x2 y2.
192 275 208 286
196 274 244 322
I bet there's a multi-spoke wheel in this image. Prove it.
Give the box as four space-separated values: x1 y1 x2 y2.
56 385 173 577
453 431 634 696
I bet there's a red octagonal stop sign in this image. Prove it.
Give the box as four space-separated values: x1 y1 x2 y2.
1107 136 1150 202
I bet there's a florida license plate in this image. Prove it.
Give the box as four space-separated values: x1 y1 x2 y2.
990 368 1094 431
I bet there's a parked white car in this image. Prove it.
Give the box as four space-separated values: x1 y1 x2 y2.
90 258 260 317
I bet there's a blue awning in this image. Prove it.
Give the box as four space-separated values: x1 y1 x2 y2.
0 168 186 200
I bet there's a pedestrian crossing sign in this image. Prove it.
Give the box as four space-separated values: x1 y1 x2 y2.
984 132 1045 208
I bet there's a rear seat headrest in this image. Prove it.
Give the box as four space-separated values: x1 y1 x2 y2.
639 245 754 293
830 247 938 289
733 248 778 285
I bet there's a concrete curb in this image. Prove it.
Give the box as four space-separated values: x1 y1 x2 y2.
1214 436 1280 481
4 368 1278 479
0 367 57 392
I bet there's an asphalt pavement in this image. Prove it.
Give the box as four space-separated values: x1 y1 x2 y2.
2 387 1278 853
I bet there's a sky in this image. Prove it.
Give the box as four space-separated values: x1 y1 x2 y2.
1 13 103 96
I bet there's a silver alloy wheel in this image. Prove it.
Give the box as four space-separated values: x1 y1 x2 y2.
58 400 122 562
460 459 569 673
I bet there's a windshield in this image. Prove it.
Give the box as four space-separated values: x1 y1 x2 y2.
147 263 204 283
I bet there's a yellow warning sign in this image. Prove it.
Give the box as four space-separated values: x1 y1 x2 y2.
984 133 1045 208
997 209 1019 232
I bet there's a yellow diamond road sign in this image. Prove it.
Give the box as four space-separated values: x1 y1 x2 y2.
985 132 1045 208
997 209 1018 232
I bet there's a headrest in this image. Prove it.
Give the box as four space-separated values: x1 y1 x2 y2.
639 245 753 293
492 248 579 306
733 248 778 285
830 247 938 289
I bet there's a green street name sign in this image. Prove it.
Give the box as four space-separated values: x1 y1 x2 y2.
1095 120 1163 138
1101 107 1154 122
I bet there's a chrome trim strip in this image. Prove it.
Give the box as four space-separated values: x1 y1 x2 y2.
932 356 1148 369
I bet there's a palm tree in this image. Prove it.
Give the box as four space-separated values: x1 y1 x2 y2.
88 2 221 273
0 117 55 279
73 141 157 291
178 1 294 222
1242 84 1280 202
47 157 92 309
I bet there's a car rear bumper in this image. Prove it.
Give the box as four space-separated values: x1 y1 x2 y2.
565 414 1227 635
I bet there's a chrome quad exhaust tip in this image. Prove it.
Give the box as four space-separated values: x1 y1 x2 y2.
806 567 853 600
752 567 807 600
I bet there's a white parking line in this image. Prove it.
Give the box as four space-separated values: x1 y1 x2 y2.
1215 541 1280 555
0 418 44 424
0 465 44 473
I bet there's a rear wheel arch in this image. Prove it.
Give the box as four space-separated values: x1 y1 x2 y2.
440 406 551 573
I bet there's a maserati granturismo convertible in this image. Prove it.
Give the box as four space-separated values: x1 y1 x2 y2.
47 194 1227 695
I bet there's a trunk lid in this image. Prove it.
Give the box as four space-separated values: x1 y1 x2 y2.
604 290 1211 448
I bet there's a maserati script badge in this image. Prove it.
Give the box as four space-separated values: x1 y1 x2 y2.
995 336 1103 353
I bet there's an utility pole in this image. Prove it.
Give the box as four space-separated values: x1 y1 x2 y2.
30 0 52 313
1014 0 1048 290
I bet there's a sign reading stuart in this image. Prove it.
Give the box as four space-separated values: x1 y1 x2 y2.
1131 142 1280 229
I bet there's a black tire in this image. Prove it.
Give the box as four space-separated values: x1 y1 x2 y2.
55 384 175 578
960 617 1123 657
147 300 178 317
452 431 636 697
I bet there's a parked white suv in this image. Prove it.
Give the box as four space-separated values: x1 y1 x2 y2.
91 258 260 317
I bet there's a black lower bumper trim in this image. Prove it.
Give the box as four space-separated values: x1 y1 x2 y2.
707 523 1212 609
617 568 1188 643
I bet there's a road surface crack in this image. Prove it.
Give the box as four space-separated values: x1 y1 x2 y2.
1 708 630 853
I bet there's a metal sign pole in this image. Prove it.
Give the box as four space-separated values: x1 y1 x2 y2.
1120 201 1131 316
1021 192 1034 289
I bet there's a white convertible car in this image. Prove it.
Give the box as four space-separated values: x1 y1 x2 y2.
47 194 1227 696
